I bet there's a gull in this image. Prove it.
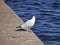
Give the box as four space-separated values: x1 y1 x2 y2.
16 16 36 32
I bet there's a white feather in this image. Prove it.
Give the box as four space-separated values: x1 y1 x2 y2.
21 16 35 29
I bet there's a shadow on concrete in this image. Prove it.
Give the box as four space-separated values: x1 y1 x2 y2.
16 29 26 31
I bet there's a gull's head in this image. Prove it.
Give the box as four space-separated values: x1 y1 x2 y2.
33 15 38 19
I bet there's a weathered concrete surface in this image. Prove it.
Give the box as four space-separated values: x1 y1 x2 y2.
0 0 44 45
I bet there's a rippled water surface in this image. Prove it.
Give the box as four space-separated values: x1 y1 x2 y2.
5 0 60 45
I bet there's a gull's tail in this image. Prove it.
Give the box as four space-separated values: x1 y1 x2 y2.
16 25 21 28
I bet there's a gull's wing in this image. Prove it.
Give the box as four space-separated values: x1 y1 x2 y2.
21 19 34 28
21 16 35 29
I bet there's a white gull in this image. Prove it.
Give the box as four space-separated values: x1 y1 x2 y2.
16 16 36 31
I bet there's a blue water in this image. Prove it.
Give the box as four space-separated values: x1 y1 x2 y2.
5 0 60 45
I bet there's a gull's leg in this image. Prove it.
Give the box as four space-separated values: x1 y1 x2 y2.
27 30 32 32
26 28 32 32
